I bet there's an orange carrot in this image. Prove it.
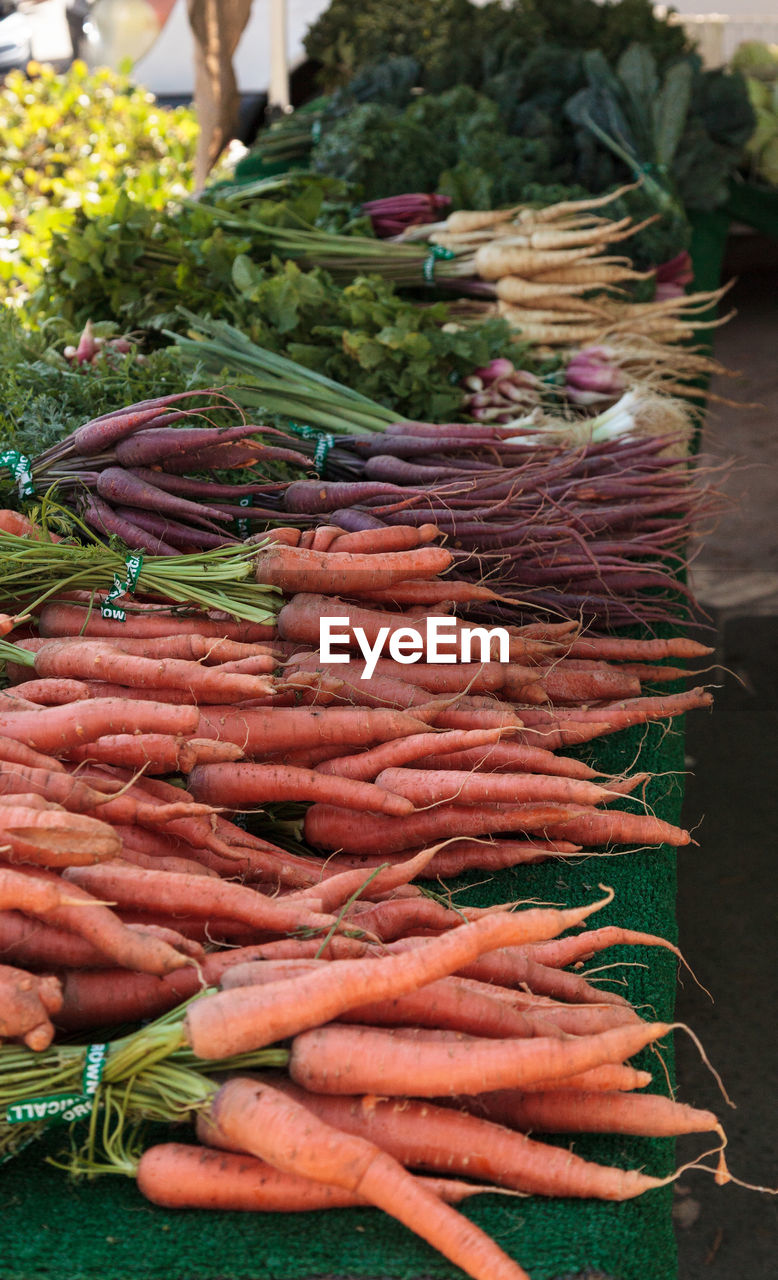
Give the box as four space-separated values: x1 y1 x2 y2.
0 866 191 975
288 846 442 913
254 1082 670 1200
7 678 92 705
288 1020 669 1096
0 737 66 774
16 634 282 664
221 962 575 1041
374 767 623 809
413 740 602 780
205 1077 532 1280
316 727 505 782
0 964 63 1050
37 602 276 643
0 699 199 753
277 595 557 664
187 762 414 817
539 805 692 847
311 838 579 879
114 848 218 877
62 863 341 938
30 640 275 702
196 705 434 756
566 636 712 661
0 802 121 867
65 735 243 773
254 544 453 595
455 1087 720 1137
183 894 612 1058
137 1142 496 1212
305 799 677 856
326 524 440 555
530 925 688 970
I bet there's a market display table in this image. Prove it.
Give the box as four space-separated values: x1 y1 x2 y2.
0 712 685 1280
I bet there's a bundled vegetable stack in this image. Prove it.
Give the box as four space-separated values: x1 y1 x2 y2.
0 490 744 1280
397 186 730 350
0 390 310 556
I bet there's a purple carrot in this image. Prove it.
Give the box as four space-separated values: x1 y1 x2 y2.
95 468 232 531
129 469 288 501
328 508 388 532
158 442 309 473
283 480 405 513
71 391 227 456
114 508 239 552
114 424 269 467
80 494 178 555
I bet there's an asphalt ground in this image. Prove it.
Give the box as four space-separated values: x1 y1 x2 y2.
674 264 778 1276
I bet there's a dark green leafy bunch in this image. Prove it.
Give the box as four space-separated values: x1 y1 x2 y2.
566 44 755 213
303 0 495 92
33 185 516 422
313 87 553 206
228 257 515 422
304 0 690 91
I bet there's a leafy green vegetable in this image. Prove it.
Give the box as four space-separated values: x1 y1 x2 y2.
0 60 197 297
34 184 515 423
566 43 754 215
0 310 203 463
304 0 690 92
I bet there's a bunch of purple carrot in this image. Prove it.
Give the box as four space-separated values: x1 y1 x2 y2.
17 391 310 556
281 424 716 629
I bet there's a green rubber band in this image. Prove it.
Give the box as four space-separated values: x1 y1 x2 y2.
236 493 253 539
6 1043 108 1129
286 421 319 440
313 433 335 475
422 244 455 284
0 449 35 500
100 553 144 622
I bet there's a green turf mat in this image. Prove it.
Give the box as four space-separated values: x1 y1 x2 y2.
0 713 685 1280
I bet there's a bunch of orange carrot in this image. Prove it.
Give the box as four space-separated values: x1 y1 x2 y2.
0 517 714 1044
0 509 739 1280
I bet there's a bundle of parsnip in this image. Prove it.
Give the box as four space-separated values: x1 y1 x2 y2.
400 184 730 349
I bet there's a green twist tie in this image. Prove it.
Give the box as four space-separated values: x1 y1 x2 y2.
641 162 669 177
313 432 335 475
5 1044 108 1129
286 421 319 440
236 493 253 539
422 244 455 284
0 449 35 500
286 422 334 474
100 553 144 623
